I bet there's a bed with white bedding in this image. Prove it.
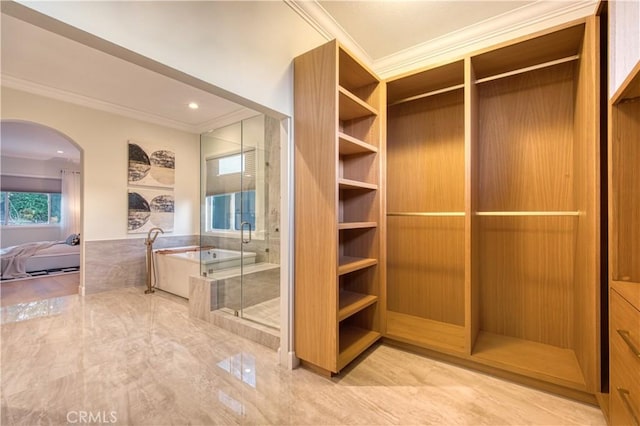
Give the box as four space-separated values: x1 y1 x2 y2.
1 240 80 279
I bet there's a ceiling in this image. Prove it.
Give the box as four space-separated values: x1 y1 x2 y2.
1 0 598 161
318 1 533 60
1 121 81 162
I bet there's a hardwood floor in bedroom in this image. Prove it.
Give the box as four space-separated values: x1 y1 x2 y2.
0 272 79 307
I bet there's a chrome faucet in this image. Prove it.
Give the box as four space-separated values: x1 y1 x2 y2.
144 227 164 294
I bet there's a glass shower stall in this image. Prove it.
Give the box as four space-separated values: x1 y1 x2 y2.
200 114 281 330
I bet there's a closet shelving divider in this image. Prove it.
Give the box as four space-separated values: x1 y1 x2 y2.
294 40 384 375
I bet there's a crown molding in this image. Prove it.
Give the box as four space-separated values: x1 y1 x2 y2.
287 0 598 80
1 74 201 133
373 0 599 79
286 0 373 66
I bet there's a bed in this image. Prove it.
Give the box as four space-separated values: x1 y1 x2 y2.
1 240 80 279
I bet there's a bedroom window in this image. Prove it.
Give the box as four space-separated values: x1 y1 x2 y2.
0 191 61 226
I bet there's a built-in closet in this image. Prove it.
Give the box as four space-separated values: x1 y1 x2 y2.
386 17 601 402
294 15 602 402
608 60 640 425
294 41 385 375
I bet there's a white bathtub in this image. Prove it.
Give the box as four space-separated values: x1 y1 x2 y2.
153 246 256 298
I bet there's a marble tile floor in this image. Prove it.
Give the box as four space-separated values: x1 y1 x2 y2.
1 287 606 425
241 296 280 330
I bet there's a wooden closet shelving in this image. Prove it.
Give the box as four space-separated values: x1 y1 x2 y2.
294 40 384 375
294 14 602 403
386 57 467 355
385 17 601 402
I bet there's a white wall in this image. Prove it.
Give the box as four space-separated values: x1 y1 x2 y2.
1 86 200 242
609 0 640 97
16 1 327 117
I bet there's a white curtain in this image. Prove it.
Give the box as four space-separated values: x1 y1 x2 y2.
61 170 81 237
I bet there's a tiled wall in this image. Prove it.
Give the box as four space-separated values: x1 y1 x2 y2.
84 235 198 294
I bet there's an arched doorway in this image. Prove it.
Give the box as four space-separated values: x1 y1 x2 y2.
0 120 84 304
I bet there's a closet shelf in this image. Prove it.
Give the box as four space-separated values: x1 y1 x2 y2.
472 331 587 391
337 221 377 230
475 55 579 84
475 211 580 216
338 178 378 191
338 132 378 155
338 256 377 276
337 326 381 371
387 211 464 217
338 291 378 321
339 86 378 121
388 84 464 107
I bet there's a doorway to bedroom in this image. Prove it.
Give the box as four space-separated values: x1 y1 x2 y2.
0 120 82 307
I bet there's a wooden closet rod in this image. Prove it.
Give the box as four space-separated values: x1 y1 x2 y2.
475 211 580 216
388 84 465 107
387 212 465 217
475 55 580 84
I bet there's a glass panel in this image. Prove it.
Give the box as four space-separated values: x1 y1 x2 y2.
200 114 281 331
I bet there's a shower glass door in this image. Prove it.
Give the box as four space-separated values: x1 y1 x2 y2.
201 114 280 330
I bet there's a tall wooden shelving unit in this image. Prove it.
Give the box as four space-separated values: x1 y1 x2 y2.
385 17 601 402
608 61 640 425
294 40 384 374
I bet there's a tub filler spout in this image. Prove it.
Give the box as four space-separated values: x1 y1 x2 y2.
144 227 164 294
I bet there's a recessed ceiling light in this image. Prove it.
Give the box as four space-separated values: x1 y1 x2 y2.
188 102 199 110
57 150 64 154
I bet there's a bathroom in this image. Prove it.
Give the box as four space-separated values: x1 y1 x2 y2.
153 113 285 342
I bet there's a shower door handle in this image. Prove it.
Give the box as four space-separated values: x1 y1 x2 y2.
241 221 252 244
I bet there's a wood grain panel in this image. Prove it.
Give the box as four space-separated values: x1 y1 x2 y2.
386 311 466 353
340 267 378 301
386 60 465 104
294 40 339 371
341 189 378 223
570 15 599 393
339 47 378 93
340 227 378 260
478 216 576 348
613 100 640 282
472 331 587 391
610 289 640 426
472 24 584 80
387 216 465 325
387 89 465 212
466 57 480 353
478 62 575 211
340 152 378 184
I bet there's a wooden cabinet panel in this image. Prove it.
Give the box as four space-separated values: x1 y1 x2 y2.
610 290 640 425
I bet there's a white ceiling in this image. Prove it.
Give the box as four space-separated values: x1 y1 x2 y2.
318 1 533 60
1 0 598 162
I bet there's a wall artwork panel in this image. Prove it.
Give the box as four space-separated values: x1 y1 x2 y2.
127 188 174 233
128 141 175 188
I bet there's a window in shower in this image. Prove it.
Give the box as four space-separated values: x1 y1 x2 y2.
207 190 255 231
